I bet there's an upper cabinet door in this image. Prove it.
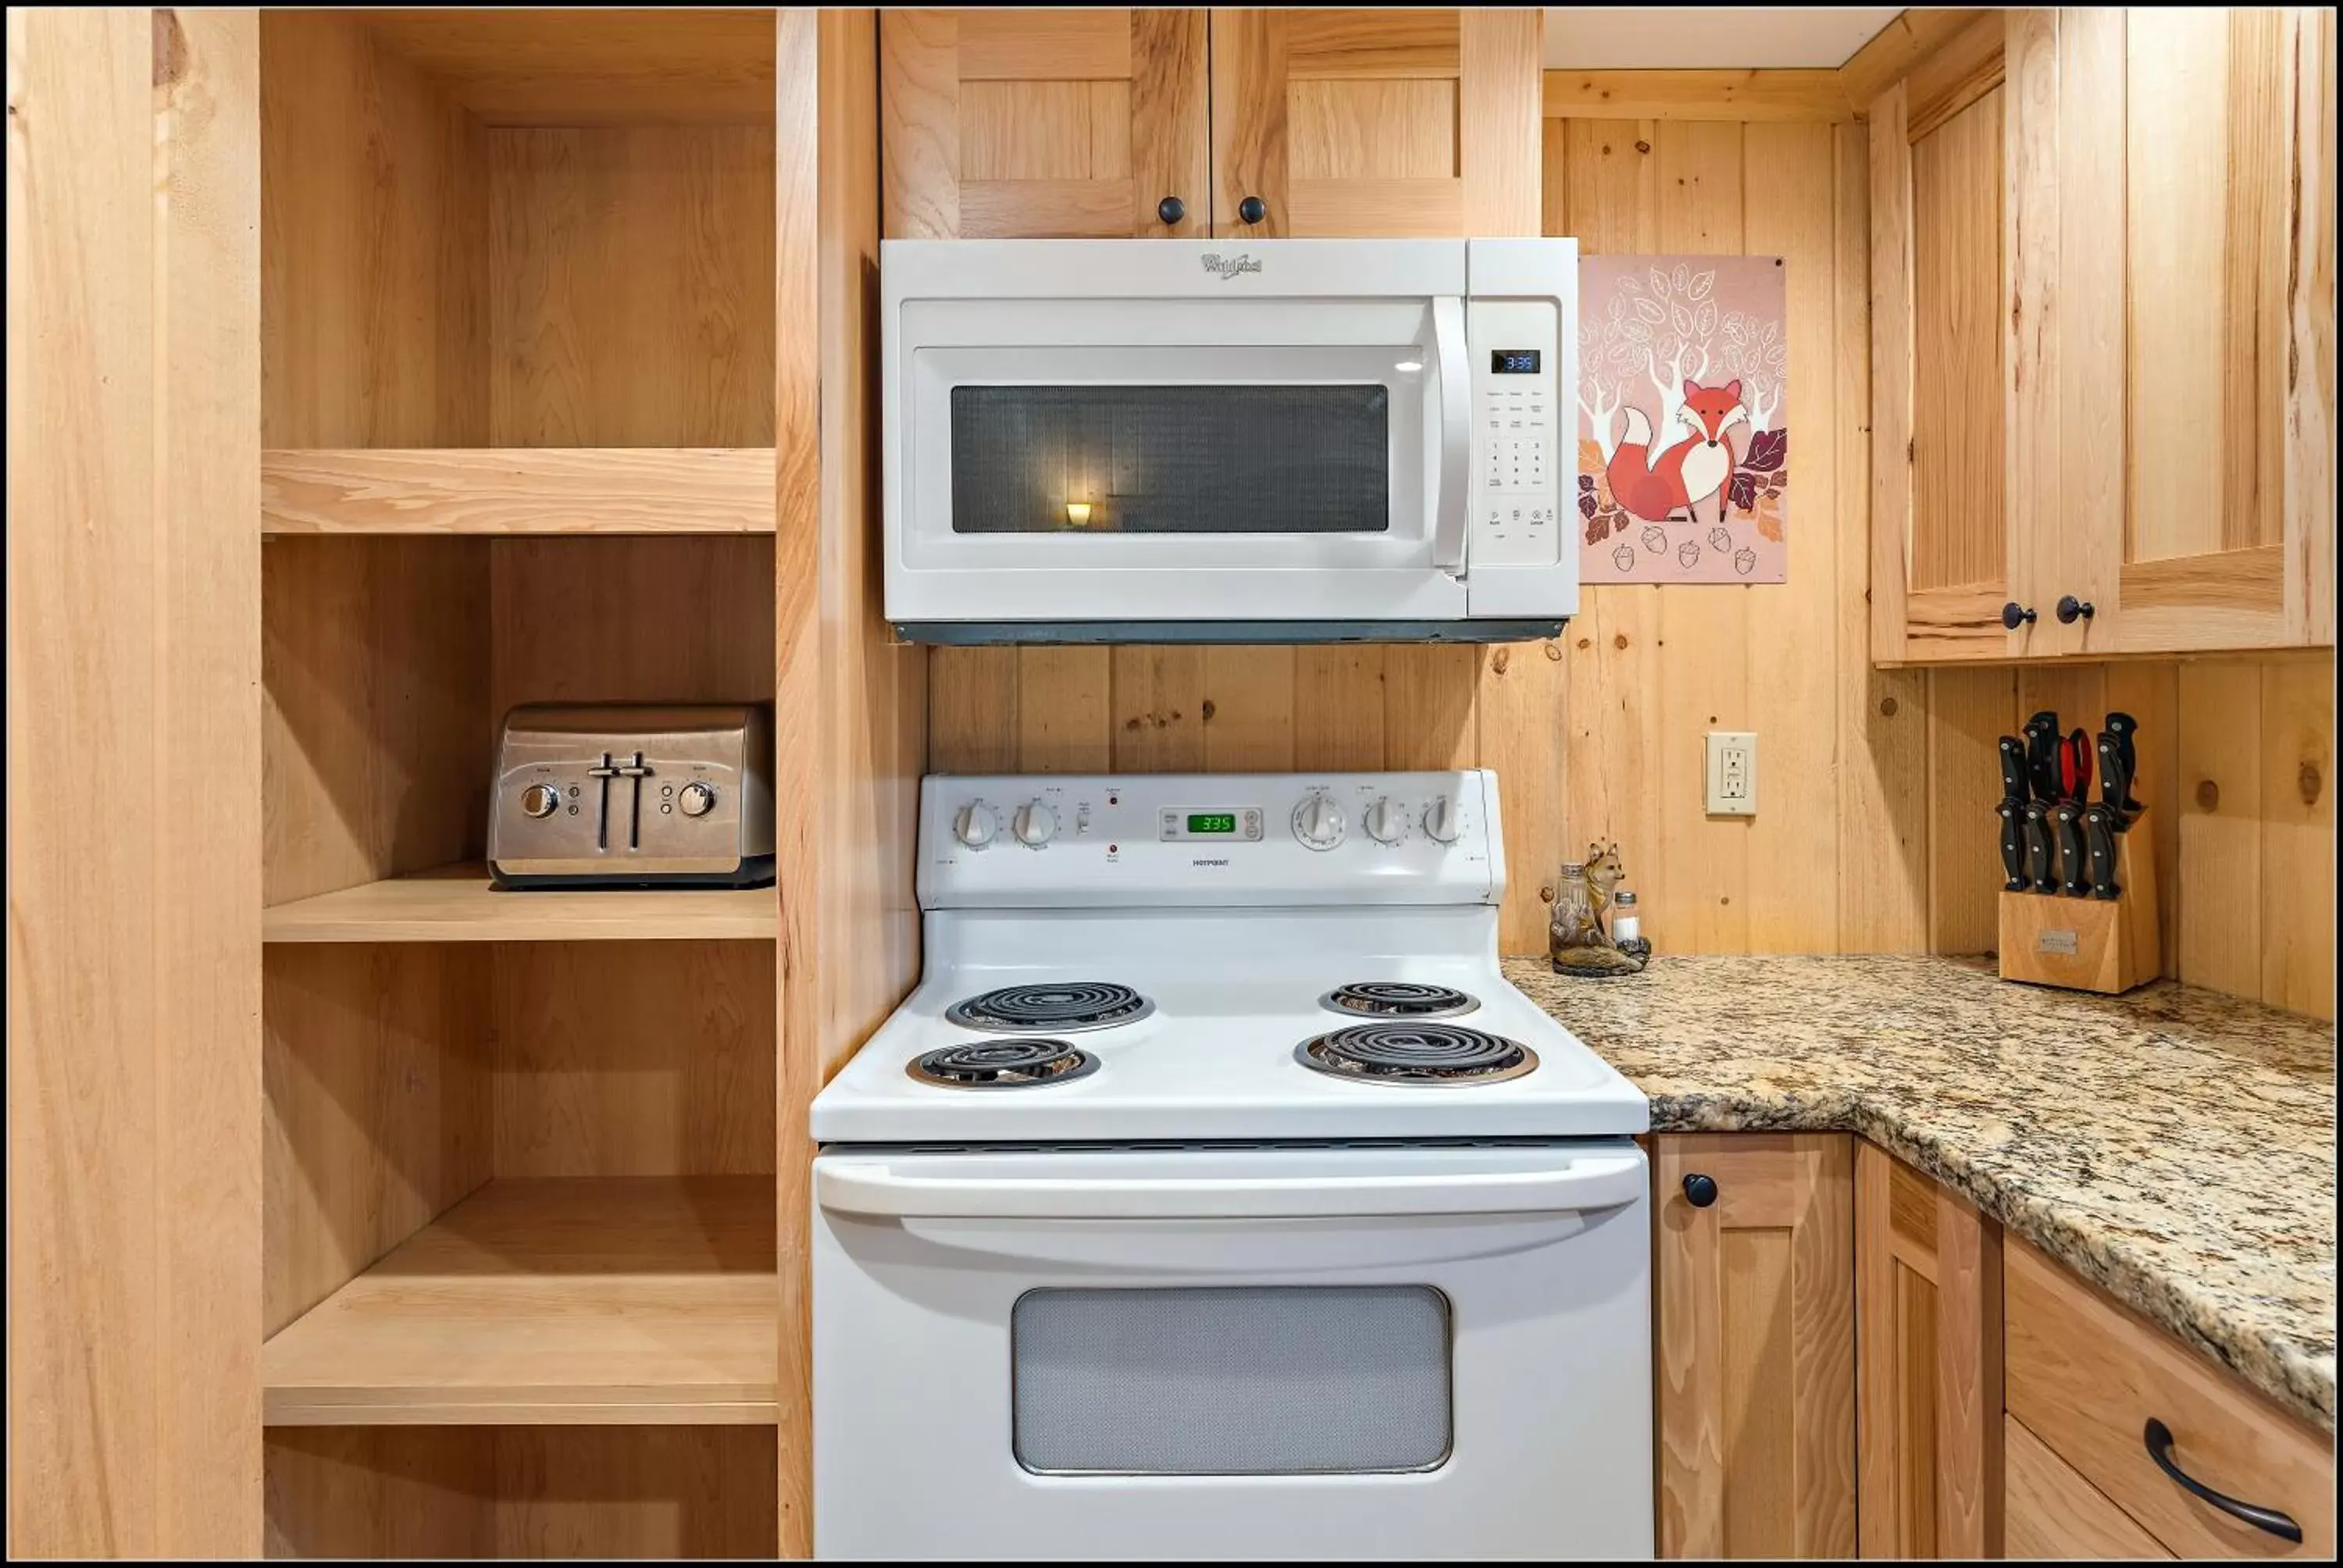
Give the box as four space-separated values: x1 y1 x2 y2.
1208 9 1540 238
1870 15 2021 661
2111 6 2333 652
880 9 1207 239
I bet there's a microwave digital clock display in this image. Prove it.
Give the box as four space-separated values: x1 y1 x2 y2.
1490 349 1542 374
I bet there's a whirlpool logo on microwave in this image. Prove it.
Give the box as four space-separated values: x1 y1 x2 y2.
1200 253 1262 280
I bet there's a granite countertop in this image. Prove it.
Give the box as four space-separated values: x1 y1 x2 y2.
1504 953 2338 1431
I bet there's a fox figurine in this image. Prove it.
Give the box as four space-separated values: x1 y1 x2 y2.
1605 379 1749 526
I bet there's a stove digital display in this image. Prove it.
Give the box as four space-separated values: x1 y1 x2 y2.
1158 806 1265 842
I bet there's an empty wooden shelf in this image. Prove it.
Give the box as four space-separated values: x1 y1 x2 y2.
261 447 776 536
262 862 778 943
262 1177 777 1426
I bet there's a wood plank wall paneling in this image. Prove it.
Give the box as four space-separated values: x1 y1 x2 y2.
911 32 1932 960
7 9 263 1553
1552 112 1928 957
1915 650 2334 1020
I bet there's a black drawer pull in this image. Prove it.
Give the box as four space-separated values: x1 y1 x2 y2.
1681 1172 1718 1208
2142 1418 2303 1542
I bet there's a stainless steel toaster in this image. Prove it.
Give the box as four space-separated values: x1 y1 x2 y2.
488 704 775 889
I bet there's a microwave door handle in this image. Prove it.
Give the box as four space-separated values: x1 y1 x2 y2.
815 1149 1646 1221
1431 295 1471 576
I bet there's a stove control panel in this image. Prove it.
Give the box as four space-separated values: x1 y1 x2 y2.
919 771 1503 908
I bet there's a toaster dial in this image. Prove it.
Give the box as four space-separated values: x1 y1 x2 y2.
678 782 717 818
520 783 562 819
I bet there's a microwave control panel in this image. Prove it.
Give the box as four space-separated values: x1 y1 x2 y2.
1467 298 1561 568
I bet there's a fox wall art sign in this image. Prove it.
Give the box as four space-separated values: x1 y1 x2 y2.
1577 255 1788 583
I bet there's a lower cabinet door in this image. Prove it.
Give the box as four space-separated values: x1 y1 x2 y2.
1855 1142 2006 1558
1654 1133 1858 1558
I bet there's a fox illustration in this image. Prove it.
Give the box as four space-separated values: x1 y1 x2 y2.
1605 380 1749 526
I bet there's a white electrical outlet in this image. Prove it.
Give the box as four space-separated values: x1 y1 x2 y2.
1706 731 1757 816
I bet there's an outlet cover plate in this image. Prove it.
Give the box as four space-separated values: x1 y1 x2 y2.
1706 730 1757 816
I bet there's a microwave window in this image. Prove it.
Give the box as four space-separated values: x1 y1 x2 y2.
949 385 1390 534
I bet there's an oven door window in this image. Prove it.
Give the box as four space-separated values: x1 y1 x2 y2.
949 384 1389 536
1010 1285 1452 1476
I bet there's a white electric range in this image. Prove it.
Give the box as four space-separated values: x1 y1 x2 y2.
811 771 1653 1561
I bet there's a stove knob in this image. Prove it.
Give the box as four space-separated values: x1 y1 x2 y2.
1291 793 1346 850
954 802 999 849
520 783 561 819
1015 800 1057 846
1424 794 1460 844
677 782 717 818
1366 796 1404 843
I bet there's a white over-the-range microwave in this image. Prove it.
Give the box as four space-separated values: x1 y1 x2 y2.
881 237 1578 644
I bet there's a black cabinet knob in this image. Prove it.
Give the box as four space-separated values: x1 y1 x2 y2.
1681 1173 1719 1208
2001 600 2038 629
1157 195 1186 226
1238 194 1268 226
2056 594 2095 624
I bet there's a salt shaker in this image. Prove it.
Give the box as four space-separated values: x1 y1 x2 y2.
1610 889 1641 945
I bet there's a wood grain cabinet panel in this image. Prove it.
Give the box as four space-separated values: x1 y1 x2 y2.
2005 1237 2336 1559
1855 1142 2005 1559
1654 1134 1857 1559
881 8 1208 241
2006 1413 2176 1559
1870 8 2335 662
1868 14 2015 662
6 8 263 1556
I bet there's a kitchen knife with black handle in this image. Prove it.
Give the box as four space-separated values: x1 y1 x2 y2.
1995 796 2027 891
2095 732 2134 830
2024 711 2063 805
1995 736 2031 891
1998 736 2030 803
2103 711 2142 813
2083 804 2122 899
2024 803 2056 893
2053 800 2089 896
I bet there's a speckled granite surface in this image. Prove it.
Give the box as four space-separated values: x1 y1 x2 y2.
1504 953 2338 1431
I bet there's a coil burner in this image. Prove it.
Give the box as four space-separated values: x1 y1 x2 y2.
908 1039 1100 1090
1319 982 1480 1020
944 982 1154 1034
1295 1023 1538 1086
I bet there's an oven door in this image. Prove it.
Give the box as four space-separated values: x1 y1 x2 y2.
811 1142 1653 1560
887 295 1471 629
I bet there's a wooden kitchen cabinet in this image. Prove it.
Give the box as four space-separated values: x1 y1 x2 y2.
1653 1134 1858 1559
1853 1143 2005 1559
1208 9 1539 237
1870 8 2335 663
1869 12 2013 662
879 9 1208 240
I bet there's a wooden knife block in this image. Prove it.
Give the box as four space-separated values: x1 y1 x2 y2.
1998 815 2160 995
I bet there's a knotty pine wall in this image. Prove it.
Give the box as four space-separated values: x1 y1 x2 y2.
922 73 2334 1020
925 98 1906 960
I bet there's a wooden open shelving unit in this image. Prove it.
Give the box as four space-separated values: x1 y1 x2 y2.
256 9 793 1558
262 1178 777 1427
264 863 778 943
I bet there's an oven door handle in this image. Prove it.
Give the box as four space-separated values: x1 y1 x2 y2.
815 1150 1646 1221
1429 294 1471 577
